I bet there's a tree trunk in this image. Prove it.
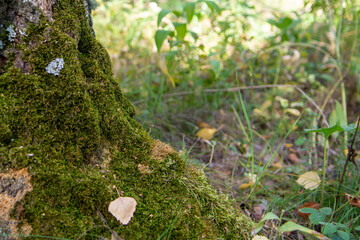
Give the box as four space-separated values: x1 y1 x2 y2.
0 0 252 239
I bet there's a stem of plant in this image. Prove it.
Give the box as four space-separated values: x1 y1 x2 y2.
321 137 328 205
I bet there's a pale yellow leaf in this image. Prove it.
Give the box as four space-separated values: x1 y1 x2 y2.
285 143 293 148
196 128 217 140
159 54 175 87
252 236 269 240
197 121 212 128
296 171 320 190
285 108 301 116
240 182 253 189
248 173 257 183
108 197 137 225
253 108 265 117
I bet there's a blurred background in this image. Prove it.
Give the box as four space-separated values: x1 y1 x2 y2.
92 1 360 238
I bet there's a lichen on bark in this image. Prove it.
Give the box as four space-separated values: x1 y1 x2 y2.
0 0 253 239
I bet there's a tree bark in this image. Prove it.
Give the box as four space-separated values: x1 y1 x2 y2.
0 0 252 239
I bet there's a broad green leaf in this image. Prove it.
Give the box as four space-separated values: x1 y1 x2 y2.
279 221 330 239
334 222 349 230
309 212 323 224
210 59 221 78
184 2 196 23
355 226 360 231
254 212 279 234
155 30 172 52
173 22 187 41
336 230 350 240
172 10 182 17
261 212 280 221
329 101 347 129
299 208 319 215
305 122 356 139
157 9 172 27
319 207 332 216
267 19 281 28
203 1 221 13
335 101 347 126
321 223 337 235
189 31 199 41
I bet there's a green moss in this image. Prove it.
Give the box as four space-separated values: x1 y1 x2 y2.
0 0 253 239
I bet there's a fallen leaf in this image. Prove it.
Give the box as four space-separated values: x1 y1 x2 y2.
138 164 152 175
297 201 320 219
252 236 268 240
240 182 253 189
109 197 137 225
272 162 283 169
344 193 360 208
196 128 217 140
285 108 301 116
285 143 293 148
287 153 299 164
240 173 257 189
296 171 320 190
197 121 212 128
253 206 263 221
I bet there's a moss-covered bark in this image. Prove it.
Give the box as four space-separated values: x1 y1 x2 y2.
0 0 253 239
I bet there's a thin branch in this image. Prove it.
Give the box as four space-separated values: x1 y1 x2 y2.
336 115 360 205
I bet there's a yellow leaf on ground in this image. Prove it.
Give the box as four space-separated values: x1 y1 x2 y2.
240 182 254 189
285 108 301 116
196 128 217 140
197 121 212 128
108 197 137 225
272 162 283 169
296 171 320 190
252 236 269 240
285 143 293 148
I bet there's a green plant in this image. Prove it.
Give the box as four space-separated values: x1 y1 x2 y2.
299 207 352 240
305 122 356 205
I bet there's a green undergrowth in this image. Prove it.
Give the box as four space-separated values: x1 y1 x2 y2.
0 0 252 239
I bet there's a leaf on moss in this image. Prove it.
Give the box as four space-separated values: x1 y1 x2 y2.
138 164 152 175
109 197 137 225
296 171 320 190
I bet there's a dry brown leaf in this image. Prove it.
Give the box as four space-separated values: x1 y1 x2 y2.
296 171 320 190
272 162 283 169
344 193 360 208
108 197 137 225
196 128 217 140
287 153 299 164
297 201 320 219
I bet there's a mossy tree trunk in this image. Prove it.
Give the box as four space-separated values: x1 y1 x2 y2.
0 0 252 239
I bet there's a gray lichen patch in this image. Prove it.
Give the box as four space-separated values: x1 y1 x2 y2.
45 58 64 76
6 25 16 42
